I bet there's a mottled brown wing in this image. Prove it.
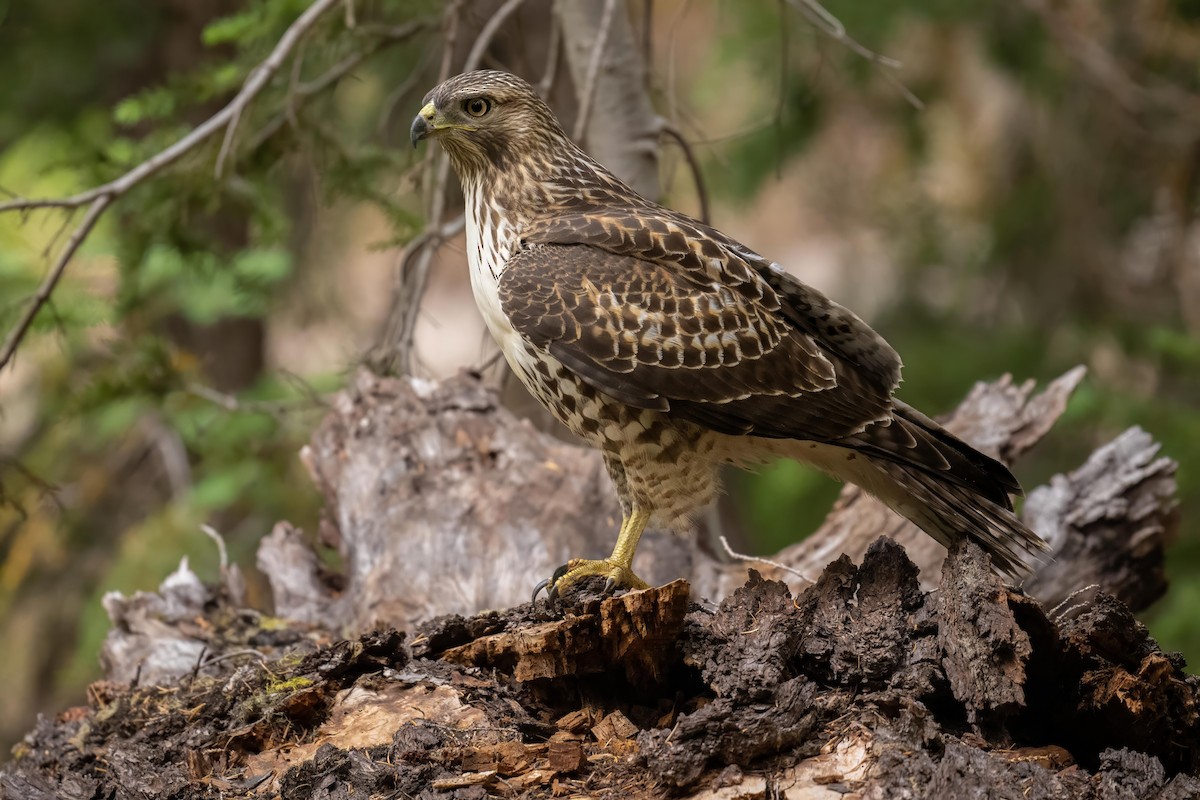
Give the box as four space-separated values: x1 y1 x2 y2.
499 243 894 440
523 207 904 400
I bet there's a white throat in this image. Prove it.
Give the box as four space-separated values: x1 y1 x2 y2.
463 179 523 353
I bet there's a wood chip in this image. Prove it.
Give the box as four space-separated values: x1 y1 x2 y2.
555 708 596 732
548 740 586 773
591 710 637 744
432 770 495 789
508 768 557 789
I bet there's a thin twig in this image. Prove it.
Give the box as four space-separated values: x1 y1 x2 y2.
663 0 693 131
660 123 710 224
200 524 230 571
186 382 325 415
251 20 427 151
213 103 245 179
377 0 489 375
463 0 527 73
572 0 618 143
437 0 464 82
198 649 269 672
783 0 923 110
719 535 818 585
394 214 466 374
377 51 432 141
300 22 425 95
0 197 110 371
537 8 562 97
1050 583 1100 621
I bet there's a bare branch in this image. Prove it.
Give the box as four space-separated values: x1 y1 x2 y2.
660 122 710 224
0 0 350 372
372 0 515 376
783 0 923 110
464 0 527 73
572 0 618 143
0 197 110 371
251 20 428 150
372 214 466 375
0 0 342 216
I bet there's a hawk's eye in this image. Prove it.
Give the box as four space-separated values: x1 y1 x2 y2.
463 97 492 118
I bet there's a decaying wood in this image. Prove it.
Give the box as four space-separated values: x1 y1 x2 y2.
7 540 1199 799
1022 425 1180 610
4 366 1194 798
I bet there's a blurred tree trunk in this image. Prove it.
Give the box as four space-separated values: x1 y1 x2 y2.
555 0 660 198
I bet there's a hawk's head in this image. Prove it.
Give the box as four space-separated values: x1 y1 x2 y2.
411 70 566 175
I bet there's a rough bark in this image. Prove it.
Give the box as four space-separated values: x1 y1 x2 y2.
7 542 1199 799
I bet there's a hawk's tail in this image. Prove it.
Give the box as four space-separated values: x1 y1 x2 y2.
819 403 1049 579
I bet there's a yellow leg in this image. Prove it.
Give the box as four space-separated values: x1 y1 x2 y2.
544 508 652 600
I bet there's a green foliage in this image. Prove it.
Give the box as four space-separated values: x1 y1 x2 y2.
733 461 842 554
0 0 432 745
133 245 292 323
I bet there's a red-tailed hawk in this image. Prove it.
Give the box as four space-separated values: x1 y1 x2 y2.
411 70 1046 599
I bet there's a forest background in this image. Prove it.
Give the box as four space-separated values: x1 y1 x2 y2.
0 0 1197 751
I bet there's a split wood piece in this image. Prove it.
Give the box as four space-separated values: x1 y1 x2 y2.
439 580 690 686
1023 426 1179 610
591 710 638 745
548 740 587 773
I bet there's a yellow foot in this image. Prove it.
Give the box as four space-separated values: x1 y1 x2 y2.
535 558 650 604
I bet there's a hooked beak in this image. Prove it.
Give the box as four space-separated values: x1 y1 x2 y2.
410 102 438 148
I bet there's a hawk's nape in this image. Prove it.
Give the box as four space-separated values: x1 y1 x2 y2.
411 69 1049 599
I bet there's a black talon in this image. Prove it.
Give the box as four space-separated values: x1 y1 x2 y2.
602 576 617 595
538 562 571 608
531 578 552 604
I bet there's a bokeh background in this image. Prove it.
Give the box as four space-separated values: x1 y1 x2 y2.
1 0 1197 749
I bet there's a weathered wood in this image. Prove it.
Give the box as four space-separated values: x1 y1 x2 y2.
259 366 1176 641
263 368 695 633
1023 426 1180 610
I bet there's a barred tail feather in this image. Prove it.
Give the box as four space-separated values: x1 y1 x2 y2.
861 457 1049 579
788 433 1049 580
